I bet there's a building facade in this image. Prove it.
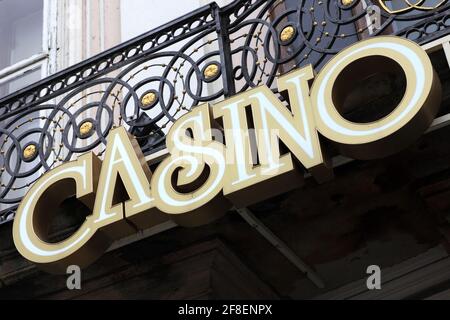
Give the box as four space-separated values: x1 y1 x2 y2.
1 0 450 299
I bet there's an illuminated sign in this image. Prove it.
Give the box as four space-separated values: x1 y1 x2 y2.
13 36 442 273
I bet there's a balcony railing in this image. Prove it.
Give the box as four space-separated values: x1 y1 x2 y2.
0 0 449 224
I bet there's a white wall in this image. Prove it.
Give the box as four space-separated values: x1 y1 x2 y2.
120 0 235 41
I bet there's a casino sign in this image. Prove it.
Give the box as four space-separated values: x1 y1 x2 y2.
11 36 442 273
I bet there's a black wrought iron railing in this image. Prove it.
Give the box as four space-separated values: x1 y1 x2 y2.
0 0 449 224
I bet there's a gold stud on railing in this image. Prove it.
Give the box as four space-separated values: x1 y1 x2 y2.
341 0 354 5
203 64 220 80
80 121 94 137
280 26 295 43
23 144 37 161
141 92 157 108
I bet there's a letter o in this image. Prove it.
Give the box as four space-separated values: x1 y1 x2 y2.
310 36 441 159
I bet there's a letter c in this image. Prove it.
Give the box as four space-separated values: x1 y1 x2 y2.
12 153 110 274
